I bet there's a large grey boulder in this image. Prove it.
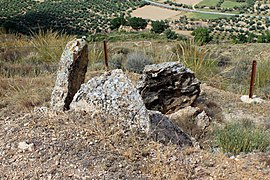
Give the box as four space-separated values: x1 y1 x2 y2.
69 69 193 146
70 69 150 132
51 38 89 111
138 62 200 114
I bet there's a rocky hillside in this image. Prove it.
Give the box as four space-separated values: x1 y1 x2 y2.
1 37 270 179
1 82 270 179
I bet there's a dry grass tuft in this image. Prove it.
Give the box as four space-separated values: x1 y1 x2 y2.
30 29 75 63
0 30 74 77
0 75 53 112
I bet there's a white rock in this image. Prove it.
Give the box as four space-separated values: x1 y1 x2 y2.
195 111 211 129
168 106 200 121
18 142 34 151
240 95 265 104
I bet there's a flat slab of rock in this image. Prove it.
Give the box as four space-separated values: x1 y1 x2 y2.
51 38 89 111
138 62 200 114
70 69 150 132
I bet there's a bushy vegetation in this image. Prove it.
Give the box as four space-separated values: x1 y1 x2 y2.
126 52 152 73
151 20 168 34
192 27 212 45
215 120 270 154
128 17 148 30
110 16 127 30
164 29 178 40
0 0 145 35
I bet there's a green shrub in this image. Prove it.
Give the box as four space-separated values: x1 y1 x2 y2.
128 17 148 30
151 20 168 34
191 27 212 45
126 52 152 74
164 29 178 40
110 16 127 30
215 120 270 155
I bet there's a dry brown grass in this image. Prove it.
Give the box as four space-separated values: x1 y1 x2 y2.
0 30 73 77
0 74 54 112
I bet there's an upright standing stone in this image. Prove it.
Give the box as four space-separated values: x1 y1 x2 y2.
51 38 89 111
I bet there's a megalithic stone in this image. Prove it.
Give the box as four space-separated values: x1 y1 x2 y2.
137 62 201 114
51 38 89 111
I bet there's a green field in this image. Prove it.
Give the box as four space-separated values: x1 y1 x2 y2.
186 12 230 20
197 0 219 7
221 1 246 8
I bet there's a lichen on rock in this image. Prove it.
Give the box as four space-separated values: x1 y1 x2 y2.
70 69 150 132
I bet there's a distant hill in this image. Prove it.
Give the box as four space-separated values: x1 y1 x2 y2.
0 0 145 35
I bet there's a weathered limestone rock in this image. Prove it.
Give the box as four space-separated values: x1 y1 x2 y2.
70 69 150 132
148 110 193 146
138 62 201 114
169 107 211 138
168 106 200 122
195 111 211 130
51 38 89 111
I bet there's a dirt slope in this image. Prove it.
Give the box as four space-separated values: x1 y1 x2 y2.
1 78 270 179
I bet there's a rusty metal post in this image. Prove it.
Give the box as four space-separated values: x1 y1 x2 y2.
249 60 257 98
103 41 109 71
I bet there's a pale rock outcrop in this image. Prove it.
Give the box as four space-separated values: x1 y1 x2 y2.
137 62 200 114
195 111 211 130
169 106 211 138
169 106 200 122
69 69 193 145
51 38 89 111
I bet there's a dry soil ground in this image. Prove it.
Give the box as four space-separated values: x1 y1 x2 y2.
131 5 183 20
1 72 270 179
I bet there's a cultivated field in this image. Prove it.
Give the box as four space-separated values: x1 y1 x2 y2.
197 0 219 7
131 5 182 20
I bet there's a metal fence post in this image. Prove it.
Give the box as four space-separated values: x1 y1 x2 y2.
249 60 257 98
103 41 109 71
